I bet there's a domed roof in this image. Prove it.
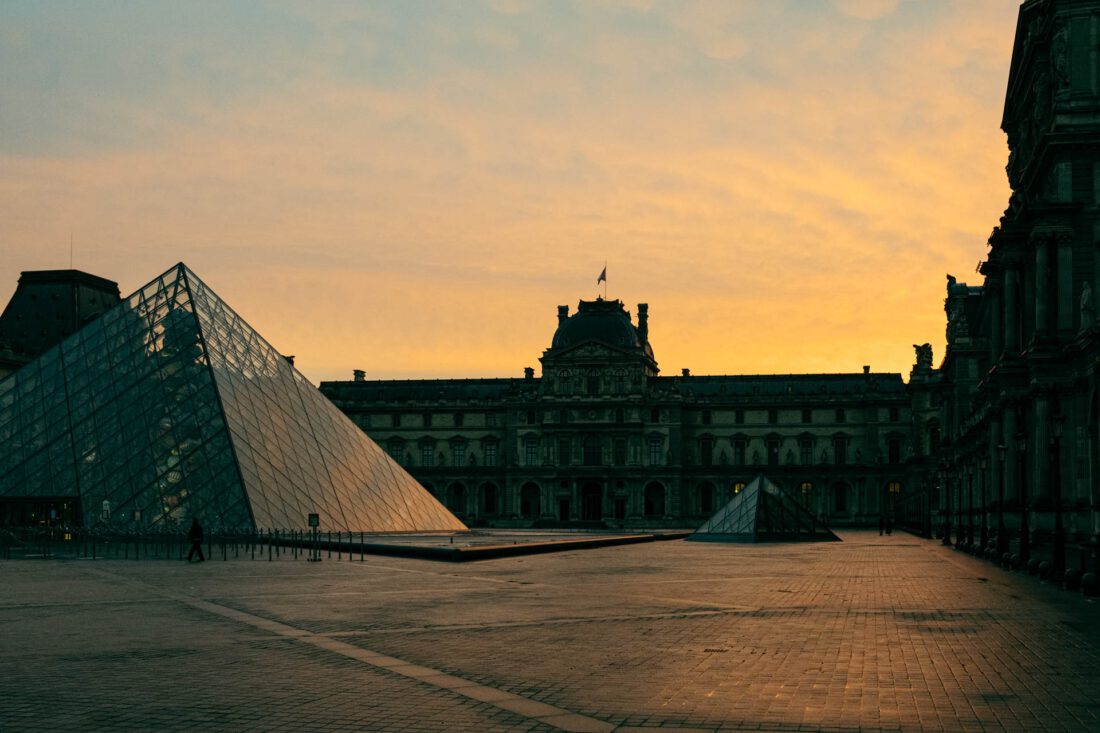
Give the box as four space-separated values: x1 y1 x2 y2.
551 299 640 350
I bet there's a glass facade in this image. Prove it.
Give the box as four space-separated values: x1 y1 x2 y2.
688 476 839 543
0 264 466 533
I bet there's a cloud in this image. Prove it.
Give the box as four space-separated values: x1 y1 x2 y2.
834 0 902 21
0 1 1019 382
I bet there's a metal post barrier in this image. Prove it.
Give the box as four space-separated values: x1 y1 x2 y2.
360 531 364 561
267 530 272 561
327 531 332 559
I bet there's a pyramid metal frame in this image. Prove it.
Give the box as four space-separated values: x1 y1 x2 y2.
0 263 466 533
688 475 840 543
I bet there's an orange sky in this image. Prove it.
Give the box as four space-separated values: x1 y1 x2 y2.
0 1 1019 383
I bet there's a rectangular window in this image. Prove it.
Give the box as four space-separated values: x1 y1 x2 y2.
800 438 813 465
767 438 780 467
587 376 600 395
392 413 401 428
889 406 900 422
423 412 432 428
454 412 464 427
525 439 538 466
452 443 466 466
802 408 812 424
735 409 745 425
836 408 846 423
833 437 847 466
420 444 434 467
558 437 571 465
487 412 497 427
733 440 746 466
648 437 663 466
768 408 778 424
613 438 627 466
484 443 498 467
702 410 712 425
700 438 713 467
888 438 901 465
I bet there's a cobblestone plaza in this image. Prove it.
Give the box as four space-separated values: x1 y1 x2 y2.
2 531 1098 732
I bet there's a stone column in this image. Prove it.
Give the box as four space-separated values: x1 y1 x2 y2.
1057 231 1074 332
1035 237 1050 336
1003 409 1019 504
1035 395 1051 502
990 284 1003 361
1005 268 1020 354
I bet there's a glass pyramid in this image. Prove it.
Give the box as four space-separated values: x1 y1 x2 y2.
0 263 467 533
688 475 840 543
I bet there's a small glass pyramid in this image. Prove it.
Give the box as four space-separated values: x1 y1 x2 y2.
688 475 840 543
0 263 467 533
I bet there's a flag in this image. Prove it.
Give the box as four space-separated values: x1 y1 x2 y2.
597 266 606 284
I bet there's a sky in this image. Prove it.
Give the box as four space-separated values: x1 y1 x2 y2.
0 0 1020 383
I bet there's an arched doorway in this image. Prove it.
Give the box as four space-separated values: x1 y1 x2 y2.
831 481 849 515
446 483 466 516
697 482 716 516
644 482 665 518
479 482 498 516
520 482 540 519
581 482 602 520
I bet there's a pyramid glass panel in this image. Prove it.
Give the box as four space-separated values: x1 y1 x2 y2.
689 475 839 543
0 263 466 533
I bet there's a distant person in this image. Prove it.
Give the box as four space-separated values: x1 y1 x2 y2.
885 517 893 536
878 516 885 536
187 518 206 562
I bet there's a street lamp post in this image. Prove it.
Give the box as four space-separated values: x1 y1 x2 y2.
979 455 988 549
1017 431 1029 566
1051 414 1065 577
996 444 1007 556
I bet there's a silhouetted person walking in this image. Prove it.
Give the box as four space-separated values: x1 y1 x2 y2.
187 518 205 562
885 517 893 536
878 516 885 536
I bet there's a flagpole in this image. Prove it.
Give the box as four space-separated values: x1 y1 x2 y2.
603 260 607 300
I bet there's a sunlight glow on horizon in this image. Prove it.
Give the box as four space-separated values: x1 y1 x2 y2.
0 1 1019 383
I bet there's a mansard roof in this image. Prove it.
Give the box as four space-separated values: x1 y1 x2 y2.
663 372 907 398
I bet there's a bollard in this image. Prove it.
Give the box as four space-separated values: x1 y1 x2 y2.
268 530 272 562
360 531 364 561
328 531 332 559
338 532 342 561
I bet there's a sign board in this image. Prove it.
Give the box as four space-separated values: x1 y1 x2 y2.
307 513 320 528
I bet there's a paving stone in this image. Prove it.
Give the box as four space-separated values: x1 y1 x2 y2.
1 530 1098 732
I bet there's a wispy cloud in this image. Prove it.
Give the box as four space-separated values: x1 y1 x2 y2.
0 0 1017 380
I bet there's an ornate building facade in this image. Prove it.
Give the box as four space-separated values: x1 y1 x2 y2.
900 0 1100 579
321 298 911 528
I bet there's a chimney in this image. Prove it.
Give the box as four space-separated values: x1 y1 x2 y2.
637 303 649 345
524 367 535 380
681 368 691 377
353 369 365 382
557 305 569 326
283 354 295 367
863 365 870 374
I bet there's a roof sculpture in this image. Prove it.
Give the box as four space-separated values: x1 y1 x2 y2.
688 475 840 543
0 263 466 533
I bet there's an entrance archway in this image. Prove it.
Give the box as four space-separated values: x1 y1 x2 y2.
446 483 466 515
581 482 602 520
644 482 665 518
520 482 540 519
